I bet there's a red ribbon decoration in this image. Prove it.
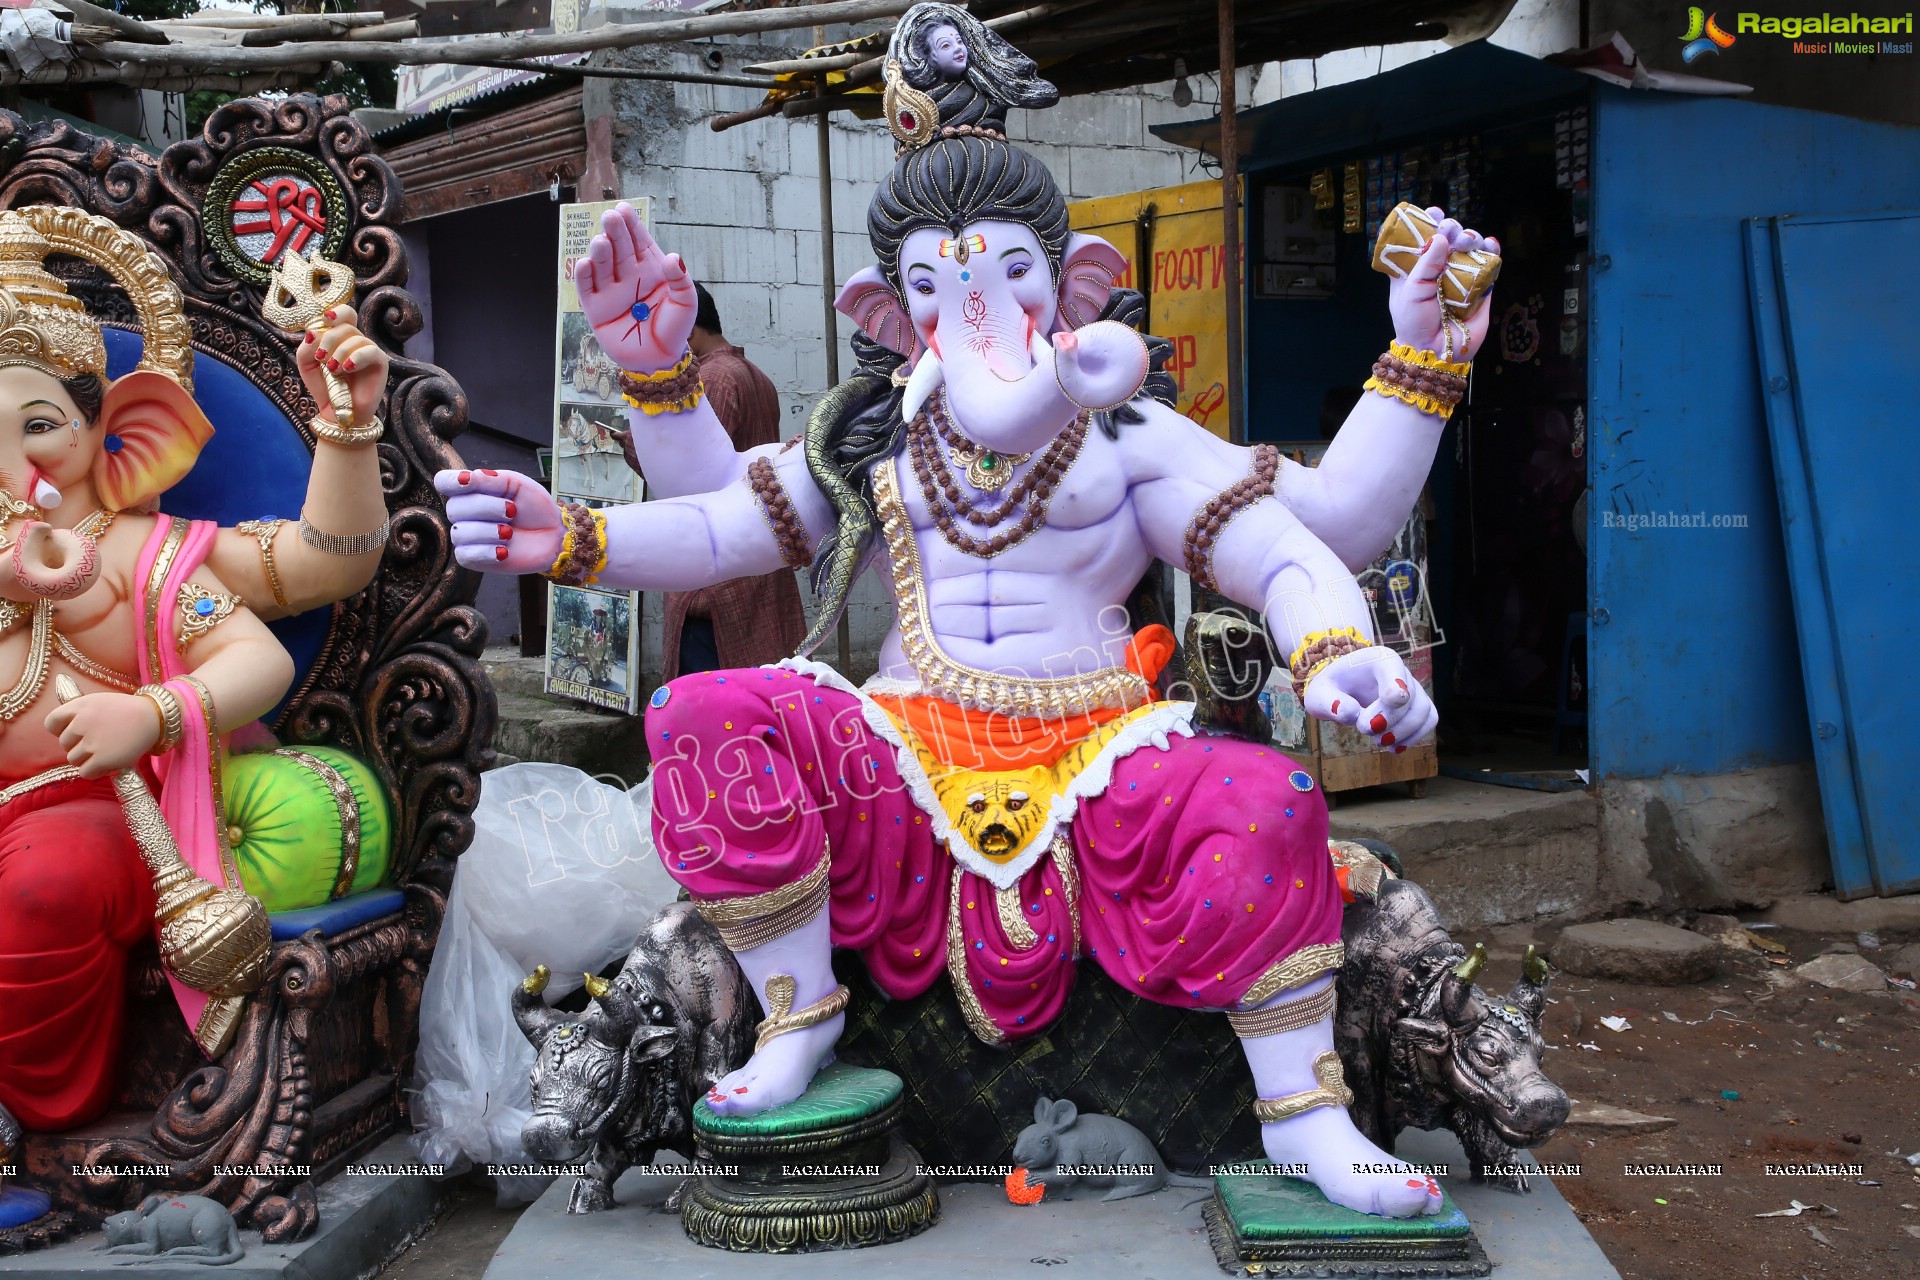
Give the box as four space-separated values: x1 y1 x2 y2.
229 176 327 264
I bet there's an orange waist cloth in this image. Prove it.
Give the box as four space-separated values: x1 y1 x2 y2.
871 625 1175 771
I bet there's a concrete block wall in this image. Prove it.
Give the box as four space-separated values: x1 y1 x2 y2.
601 25 1249 671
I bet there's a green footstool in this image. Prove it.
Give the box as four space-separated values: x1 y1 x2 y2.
1204 1162 1489 1276
680 1062 940 1253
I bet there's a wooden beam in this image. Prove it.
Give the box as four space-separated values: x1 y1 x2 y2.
57 0 168 46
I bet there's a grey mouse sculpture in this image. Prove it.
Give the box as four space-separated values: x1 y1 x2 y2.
1012 1098 1211 1202
97 1196 244 1266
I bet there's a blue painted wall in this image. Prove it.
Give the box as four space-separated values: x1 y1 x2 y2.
1588 89 1920 780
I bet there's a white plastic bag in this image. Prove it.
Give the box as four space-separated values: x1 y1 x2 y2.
411 763 674 1203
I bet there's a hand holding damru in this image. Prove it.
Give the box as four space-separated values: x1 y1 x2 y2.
1386 208 1499 362
434 468 566 574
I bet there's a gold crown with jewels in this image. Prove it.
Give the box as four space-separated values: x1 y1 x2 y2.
0 206 195 389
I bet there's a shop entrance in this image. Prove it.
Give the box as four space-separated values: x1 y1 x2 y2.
1247 101 1591 792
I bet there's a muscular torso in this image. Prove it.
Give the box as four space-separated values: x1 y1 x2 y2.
885 428 1154 682
0 514 155 781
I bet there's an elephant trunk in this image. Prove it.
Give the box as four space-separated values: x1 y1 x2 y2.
6 520 101 602
936 327 1081 458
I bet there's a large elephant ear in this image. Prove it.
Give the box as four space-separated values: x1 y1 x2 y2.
91 370 215 512
835 265 923 362
1057 233 1128 331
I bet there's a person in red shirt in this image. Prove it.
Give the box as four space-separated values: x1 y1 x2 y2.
616 284 807 677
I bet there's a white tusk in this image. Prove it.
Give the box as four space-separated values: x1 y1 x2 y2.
902 350 945 421
1029 328 1055 367
30 476 61 510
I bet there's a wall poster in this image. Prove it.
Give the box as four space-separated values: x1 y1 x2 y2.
546 196 649 713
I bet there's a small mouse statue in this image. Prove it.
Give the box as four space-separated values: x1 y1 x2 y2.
1011 1097 1211 1203
97 1195 245 1266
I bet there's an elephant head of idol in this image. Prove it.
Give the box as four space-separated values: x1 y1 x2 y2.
795 4 1179 658
0 209 213 602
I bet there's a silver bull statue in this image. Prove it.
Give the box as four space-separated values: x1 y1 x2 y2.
1334 842 1571 1191
512 902 755 1213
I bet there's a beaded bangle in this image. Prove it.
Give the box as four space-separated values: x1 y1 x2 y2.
1365 340 1472 420
1287 626 1372 700
545 501 609 587
137 682 184 753
1182 443 1279 594
748 457 813 570
618 350 706 416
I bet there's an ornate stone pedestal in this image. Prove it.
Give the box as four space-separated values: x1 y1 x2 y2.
679 1063 939 1253
1202 1164 1490 1277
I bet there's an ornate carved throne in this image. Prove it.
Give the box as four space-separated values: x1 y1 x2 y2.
0 96 493 1247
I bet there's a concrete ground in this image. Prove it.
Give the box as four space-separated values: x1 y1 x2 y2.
473 1128 1616 1280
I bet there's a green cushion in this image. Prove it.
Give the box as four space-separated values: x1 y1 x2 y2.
693 1063 903 1139
1214 1162 1470 1242
224 746 393 913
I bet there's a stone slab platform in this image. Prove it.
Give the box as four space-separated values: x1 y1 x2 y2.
485 1128 1619 1280
0 1138 445 1280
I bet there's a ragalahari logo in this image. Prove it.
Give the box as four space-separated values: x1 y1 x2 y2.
1679 7 1738 61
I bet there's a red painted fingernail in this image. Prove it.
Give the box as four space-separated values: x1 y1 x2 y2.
1395 678 1407 691
1370 714 1388 732
733 1087 749 1094
1331 699 1341 714
497 524 512 539
343 359 355 372
482 469 499 476
1395 745 1407 754
324 310 337 322
303 331 315 344
1381 732 1395 746
494 546 508 561
505 501 517 519
457 471 472 485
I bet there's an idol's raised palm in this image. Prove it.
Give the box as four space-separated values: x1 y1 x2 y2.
571 202 698 375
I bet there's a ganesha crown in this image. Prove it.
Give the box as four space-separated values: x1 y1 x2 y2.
0 219 107 381
0 207 195 390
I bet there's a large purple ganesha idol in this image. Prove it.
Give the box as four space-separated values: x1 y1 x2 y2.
440 2 1497 1218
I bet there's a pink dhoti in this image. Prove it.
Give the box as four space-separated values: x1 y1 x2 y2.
648 663 1343 1043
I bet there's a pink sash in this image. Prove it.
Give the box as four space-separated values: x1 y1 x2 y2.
132 516 241 1048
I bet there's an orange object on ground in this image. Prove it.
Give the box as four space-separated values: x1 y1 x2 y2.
1005 1166 1046 1205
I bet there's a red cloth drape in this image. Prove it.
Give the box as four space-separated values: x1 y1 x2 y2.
0 775 153 1130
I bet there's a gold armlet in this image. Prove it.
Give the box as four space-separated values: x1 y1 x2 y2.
753 976 851 1053
176 583 241 654
234 519 289 610
310 415 384 447
1250 1051 1354 1124
299 511 391 557
137 683 184 752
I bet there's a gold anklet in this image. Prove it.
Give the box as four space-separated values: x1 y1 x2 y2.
1251 1050 1354 1124
1227 984 1338 1039
754 975 850 1053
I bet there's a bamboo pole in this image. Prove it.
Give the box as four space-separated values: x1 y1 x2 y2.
1217 0 1245 445
79 0 921 73
59 0 168 45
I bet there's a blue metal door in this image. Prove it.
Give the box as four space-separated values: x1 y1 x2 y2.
1746 211 1920 898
